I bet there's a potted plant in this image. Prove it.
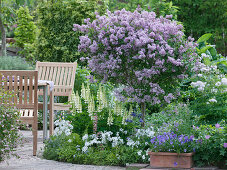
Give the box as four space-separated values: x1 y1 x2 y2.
148 132 200 168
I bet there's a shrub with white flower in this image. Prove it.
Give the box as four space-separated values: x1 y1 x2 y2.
81 131 124 153
188 52 227 123
54 119 73 136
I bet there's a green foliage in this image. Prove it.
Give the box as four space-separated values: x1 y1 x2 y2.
148 103 195 134
0 84 21 161
43 133 83 161
65 112 93 136
179 34 227 124
193 123 227 168
44 129 150 166
0 56 33 70
35 0 105 63
169 0 227 55
107 0 178 20
14 6 36 48
196 33 227 74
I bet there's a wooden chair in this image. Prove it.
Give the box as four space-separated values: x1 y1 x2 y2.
35 62 77 135
0 70 38 156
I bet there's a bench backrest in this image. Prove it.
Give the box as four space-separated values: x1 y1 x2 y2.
35 62 77 98
0 70 38 111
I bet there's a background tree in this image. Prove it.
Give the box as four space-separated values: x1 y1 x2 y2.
14 6 36 48
169 0 227 56
0 0 36 56
35 0 106 63
107 0 178 20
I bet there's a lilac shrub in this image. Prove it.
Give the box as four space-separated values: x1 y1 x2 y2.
73 9 198 104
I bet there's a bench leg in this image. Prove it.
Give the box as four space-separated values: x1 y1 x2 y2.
49 91 54 136
32 121 38 156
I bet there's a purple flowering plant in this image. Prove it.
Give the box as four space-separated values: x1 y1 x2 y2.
150 132 199 153
192 122 227 167
73 9 199 105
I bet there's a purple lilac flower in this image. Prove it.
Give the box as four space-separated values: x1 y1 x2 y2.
215 123 220 128
74 9 198 104
205 135 210 139
224 143 227 148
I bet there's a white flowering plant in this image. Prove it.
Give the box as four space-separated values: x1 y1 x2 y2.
65 67 148 138
54 119 73 136
187 59 227 124
0 86 21 161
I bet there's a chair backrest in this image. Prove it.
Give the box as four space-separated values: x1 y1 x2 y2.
0 70 38 110
36 62 77 97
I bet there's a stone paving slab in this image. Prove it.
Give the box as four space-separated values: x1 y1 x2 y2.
0 130 125 170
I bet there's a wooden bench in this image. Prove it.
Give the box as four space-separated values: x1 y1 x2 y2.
36 62 77 135
0 70 38 156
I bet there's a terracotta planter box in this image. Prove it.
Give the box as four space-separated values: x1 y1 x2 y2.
148 152 194 169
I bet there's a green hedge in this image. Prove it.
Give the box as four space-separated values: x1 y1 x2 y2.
169 0 227 55
35 0 105 63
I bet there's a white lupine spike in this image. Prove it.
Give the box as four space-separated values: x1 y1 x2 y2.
107 109 113 126
81 83 86 99
128 105 133 119
114 101 123 115
102 86 108 108
97 84 109 112
88 94 95 117
70 91 77 112
122 109 127 125
76 91 82 113
85 84 91 103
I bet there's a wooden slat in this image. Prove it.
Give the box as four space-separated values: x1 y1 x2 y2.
38 66 42 78
3 76 7 91
59 66 65 86
52 66 58 84
24 110 29 117
40 66 47 80
29 75 33 104
19 76 23 104
8 75 13 103
44 66 50 80
48 66 54 81
14 76 18 104
24 76 28 104
55 66 61 85
66 67 72 86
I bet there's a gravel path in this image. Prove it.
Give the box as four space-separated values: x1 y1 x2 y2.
0 130 126 170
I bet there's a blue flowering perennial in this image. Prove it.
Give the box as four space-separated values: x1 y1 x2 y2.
150 132 199 153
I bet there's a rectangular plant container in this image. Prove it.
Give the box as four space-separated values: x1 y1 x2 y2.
148 152 194 169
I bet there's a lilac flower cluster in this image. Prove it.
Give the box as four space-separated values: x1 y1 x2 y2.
150 132 198 153
73 9 198 103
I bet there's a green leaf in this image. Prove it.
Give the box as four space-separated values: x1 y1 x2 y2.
217 61 227 74
203 58 211 65
208 46 217 58
200 45 212 54
197 33 212 43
